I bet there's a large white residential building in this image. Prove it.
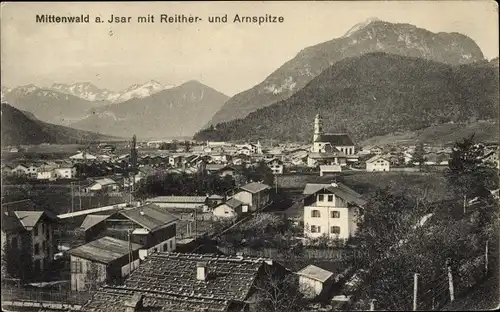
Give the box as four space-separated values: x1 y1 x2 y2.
303 183 365 241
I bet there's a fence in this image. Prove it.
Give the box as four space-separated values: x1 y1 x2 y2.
1 288 93 306
217 246 355 261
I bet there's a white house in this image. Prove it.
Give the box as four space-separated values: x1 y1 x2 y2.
86 178 120 192
319 164 342 177
303 183 366 241
53 167 77 179
12 164 29 176
297 264 335 298
36 171 53 180
366 155 390 172
69 152 97 161
212 198 247 219
266 158 284 175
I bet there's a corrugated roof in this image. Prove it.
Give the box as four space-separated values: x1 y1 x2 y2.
303 183 366 207
297 265 334 283
119 204 178 231
80 214 110 231
147 196 207 204
314 134 354 146
240 182 271 194
69 236 142 264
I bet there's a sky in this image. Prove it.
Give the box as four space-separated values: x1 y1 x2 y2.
1 1 498 96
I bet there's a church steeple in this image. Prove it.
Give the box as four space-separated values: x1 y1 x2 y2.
313 113 323 142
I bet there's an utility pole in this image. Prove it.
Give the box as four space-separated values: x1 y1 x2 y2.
447 259 455 302
485 239 489 274
413 273 419 311
128 229 132 275
463 195 467 214
78 181 82 210
71 182 74 213
194 206 198 238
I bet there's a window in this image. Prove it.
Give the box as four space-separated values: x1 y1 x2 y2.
318 194 324 202
34 243 40 255
310 225 321 233
331 211 340 218
331 226 341 234
71 261 83 274
327 195 334 202
163 243 169 252
311 210 321 218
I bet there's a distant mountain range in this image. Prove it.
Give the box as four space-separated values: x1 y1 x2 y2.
51 80 174 103
70 80 229 139
1 103 117 146
193 53 498 144
204 18 486 128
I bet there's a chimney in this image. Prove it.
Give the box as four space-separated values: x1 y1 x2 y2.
124 293 143 312
196 262 208 281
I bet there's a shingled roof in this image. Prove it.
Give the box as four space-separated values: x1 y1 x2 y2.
121 252 268 302
303 183 366 207
314 134 354 146
81 286 231 312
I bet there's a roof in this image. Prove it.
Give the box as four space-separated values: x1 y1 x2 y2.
80 214 110 231
119 252 268 302
1 199 56 232
69 236 142 264
308 152 346 159
1 199 37 213
366 155 389 163
93 178 118 186
240 182 271 194
223 198 244 209
208 194 224 200
119 204 178 231
69 152 97 160
314 134 354 146
147 196 207 204
81 286 230 312
297 265 334 283
13 211 45 230
303 183 366 207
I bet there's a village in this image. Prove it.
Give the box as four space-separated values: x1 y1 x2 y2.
1 114 499 312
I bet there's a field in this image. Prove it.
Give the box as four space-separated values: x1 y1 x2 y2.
277 171 453 203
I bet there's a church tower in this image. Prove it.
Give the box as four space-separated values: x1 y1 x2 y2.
313 113 323 142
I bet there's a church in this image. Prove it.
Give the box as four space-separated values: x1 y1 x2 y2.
307 114 357 168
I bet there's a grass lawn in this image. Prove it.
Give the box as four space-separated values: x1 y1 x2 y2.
278 171 452 203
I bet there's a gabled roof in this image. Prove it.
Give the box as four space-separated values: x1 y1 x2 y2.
297 265 334 283
69 152 97 160
303 183 366 207
80 214 110 231
366 155 389 163
93 178 118 186
314 133 354 146
223 198 244 209
120 252 269 302
147 196 207 204
119 204 178 231
69 236 142 264
240 182 271 194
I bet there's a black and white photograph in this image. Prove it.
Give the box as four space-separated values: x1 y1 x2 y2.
1 1 499 311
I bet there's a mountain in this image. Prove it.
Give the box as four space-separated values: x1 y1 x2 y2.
205 19 485 127
51 80 175 103
1 103 117 146
70 80 229 139
193 53 498 144
2 85 101 126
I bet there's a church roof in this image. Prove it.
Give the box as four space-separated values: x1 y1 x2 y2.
314 134 354 146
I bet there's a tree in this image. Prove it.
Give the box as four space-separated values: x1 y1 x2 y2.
412 142 426 169
253 265 309 312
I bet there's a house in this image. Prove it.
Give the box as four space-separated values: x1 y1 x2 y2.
85 178 120 192
168 155 182 168
310 114 355 156
146 196 209 211
303 183 366 241
366 155 390 172
12 164 29 177
80 203 178 260
319 164 342 176
80 252 287 312
69 236 142 291
233 182 271 212
369 146 383 155
207 194 225 207
266 158 284 175
297 264 335 299
482 149 499 169
26 164 39 178
205 164 239 178
1 199 57 280
53 167 77 179
2 165 13 177
212 198 247 219
69 152 97 162
36 171 53 180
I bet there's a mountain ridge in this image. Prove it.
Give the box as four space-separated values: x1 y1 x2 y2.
204 19 486 128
